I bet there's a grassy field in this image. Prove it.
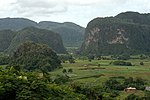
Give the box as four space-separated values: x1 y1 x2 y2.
50 58 150 99
51 59 150 84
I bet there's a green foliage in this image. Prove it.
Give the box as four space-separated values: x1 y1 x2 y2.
71 82 120 100
6 27 66 54
0 18 85 48
116 11 150 26
113 61 132 66
53 74 70 84
59 54 75 63
68 68 73 73
0 30 16 52
38 21 85 47
81 11 150 55
0 67 50 100
71 83 103 100
69 59 75 63
140 62 144 65
125 94 140 100
104 77 146 91
9 42 61 72
62 69 67 73
0 67 86 100
0 55 10 65
87 54 95 60
104 78 125 90
124 77 145 90
0 18 37 30
111 54 131 60
143 91 150 99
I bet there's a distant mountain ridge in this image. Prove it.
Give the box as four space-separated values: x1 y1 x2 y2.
80 11 150 55
0 18 37 30
0 18 85 47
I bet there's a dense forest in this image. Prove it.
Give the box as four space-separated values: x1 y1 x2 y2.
0 18 85 47
0 11 150 100
80 11 150 55
0 27 66 54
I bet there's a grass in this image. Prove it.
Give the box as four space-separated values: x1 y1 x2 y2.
51 59 150 83
50 58 150 99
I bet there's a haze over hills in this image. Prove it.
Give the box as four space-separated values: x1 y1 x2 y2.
0 30 16 52
1 27 66 54
0 18 37 30
38 21 85 47
80 11 150 55
0 18 85 47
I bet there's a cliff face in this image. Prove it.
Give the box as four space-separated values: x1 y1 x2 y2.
80 12 150 55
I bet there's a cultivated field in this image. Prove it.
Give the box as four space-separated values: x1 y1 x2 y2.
50 57 150 99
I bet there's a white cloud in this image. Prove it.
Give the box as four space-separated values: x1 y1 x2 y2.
0 0 150 27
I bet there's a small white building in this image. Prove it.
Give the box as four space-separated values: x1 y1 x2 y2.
145 87 150 91
124 87 136 92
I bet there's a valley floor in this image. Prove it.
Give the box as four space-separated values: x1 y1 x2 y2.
50 58 150 99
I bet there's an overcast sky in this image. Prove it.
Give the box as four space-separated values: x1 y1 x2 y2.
0 0 150 27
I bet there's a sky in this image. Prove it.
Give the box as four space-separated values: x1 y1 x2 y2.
0 0 150 27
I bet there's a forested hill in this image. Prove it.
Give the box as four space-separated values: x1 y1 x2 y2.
0 18 85 47
1 27 66 54
115 11 150 25
0 18 37 30
38 21 85 47
80 11 150 55
0 30 16 52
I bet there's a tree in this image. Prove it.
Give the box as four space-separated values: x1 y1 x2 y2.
0 67 86 100
68 68 73 73
88 54 95 61
9 41 61 72
62 69 67 73
140 62 144 65
113 61 132 66
69 59 75 63
125 94 140 100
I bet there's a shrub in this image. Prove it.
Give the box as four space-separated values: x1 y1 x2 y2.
62 69 67 73
140 62 144 65
69 59 75 63
125 94 140 100
68 68 73 73
113 61 132 66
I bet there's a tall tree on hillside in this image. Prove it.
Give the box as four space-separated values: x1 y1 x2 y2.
9 41 61 72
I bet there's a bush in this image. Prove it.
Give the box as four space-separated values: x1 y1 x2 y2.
113 61 132 66
68 68 73 73
62 69 67 73
59 55 75 63
0 56 10 65
53 74 69 84
69 59 75 63
88 54 95 61
140 62 144 65
0 68 86 100
125 94 140 100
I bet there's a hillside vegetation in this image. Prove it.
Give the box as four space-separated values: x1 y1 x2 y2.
6 27 66 54
0 18 85 47
0 27 67 54
81 11 150 55
0 30 16 52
